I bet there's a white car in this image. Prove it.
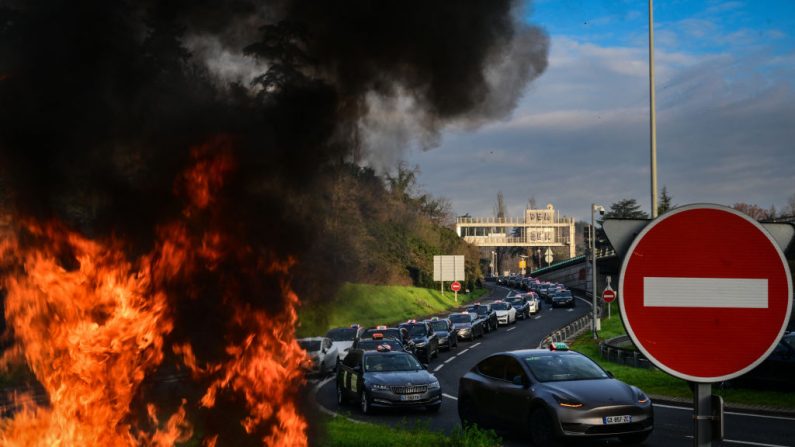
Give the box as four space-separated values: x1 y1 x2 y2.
527 292 541 315
325 325 364 360
298 336 339 376
491 301 517 325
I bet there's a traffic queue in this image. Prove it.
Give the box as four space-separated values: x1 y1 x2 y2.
298 277 657 445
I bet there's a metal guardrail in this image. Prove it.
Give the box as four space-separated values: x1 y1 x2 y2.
599 335 654 369
537 313 594 348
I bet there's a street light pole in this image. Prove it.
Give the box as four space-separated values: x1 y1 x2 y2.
649 0 659 218
591 204 605 339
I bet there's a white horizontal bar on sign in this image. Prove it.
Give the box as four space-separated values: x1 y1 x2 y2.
643 277 768 308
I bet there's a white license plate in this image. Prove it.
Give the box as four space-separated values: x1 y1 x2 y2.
603 415 632 424
400 394 422 401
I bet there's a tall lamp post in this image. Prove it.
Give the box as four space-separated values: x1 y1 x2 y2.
591 203 605 339
491 251 496 277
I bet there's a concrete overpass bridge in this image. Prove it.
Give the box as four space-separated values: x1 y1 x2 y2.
455 203 576 259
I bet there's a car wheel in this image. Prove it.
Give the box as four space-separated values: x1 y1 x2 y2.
360 391 371 415
336 384 346 406
529 407 557 447
618 431 652 445
427 403 441 413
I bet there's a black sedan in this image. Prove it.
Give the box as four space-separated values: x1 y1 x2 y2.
551 289 576 308
354 336 408 353
425 317 458 351
398 321 439 362
466 304 498 332
505 296 531 320
448 312 485 341
458 346 653 446
337 349 442 414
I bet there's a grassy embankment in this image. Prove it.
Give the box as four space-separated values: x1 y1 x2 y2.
572 303 795 410
297 282 489 337
320 416 500 447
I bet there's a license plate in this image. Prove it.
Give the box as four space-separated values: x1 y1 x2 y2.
603 415 632 424
400 394 422 401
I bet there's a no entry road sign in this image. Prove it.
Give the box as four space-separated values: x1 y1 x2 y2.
619 204 792 382
450 281 462 292
603 289 616 303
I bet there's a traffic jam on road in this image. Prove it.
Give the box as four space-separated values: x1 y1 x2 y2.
299 276 658 445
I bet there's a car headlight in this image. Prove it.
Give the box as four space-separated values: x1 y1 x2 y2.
369 383 390 391
632 386 650 404
427 380 440 390
553 395 583 408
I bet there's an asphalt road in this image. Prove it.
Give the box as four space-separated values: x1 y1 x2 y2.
314 285 795 446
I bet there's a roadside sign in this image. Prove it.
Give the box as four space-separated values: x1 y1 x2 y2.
619 204 792 382
450 281 462 292
544 248 553 264
603 289 616 303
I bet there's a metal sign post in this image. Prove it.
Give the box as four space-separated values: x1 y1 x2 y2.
693 383 712 447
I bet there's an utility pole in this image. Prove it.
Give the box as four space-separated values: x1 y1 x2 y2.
649 0 659 218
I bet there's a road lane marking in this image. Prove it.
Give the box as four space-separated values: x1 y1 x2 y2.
644 277 767 308
685 436 789 447
654 403 795 421
433 364 444 372
457 349 470 356
471 342 482 348
534 316 542 320
507 327 516 332
444 357 455 364
442 393 458 401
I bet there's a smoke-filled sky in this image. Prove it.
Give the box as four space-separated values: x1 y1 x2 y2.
407 0 795 221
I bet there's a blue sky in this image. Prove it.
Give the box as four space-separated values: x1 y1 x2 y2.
405 0 795 221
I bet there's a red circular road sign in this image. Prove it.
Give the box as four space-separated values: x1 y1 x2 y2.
603 289 616 303
450 281 462 292
619 204 792 382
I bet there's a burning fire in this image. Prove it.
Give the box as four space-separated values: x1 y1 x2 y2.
0 140 308 446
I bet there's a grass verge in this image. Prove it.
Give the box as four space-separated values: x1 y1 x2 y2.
297 283 489 337
319 415 501 447
571 309 795 410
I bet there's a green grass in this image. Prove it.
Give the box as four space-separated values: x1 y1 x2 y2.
297 283 489 337
571 309 795 410
319 415 501 447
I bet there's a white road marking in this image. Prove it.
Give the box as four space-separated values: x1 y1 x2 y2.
442 393 458 401
534 316 542 320
457 349 470 356
470 342 482 348
654 403 795 421
433 364 444 372
644 277 768 308
685 435 790 447
507 327 516 332
444 357 455 364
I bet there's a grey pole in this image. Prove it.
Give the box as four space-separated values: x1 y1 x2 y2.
649 0 659 218
694 383 712 446
591 204 598 339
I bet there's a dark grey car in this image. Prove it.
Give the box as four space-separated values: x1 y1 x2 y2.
458 348 653 446
448 312 485 341
336 349 442 414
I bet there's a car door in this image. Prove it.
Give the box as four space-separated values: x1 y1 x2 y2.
473 355 508 428
498 356 532 426
340 351 361 400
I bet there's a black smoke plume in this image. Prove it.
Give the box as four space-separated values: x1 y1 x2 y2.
0 0 547 444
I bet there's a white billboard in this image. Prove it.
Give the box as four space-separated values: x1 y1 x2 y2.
433 255 465 282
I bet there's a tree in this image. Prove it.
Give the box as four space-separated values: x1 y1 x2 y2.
784 193 795 217
732 202 769 221
658 186 675 215
605 198 649 220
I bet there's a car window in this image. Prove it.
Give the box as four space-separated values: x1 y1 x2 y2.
504 357 526 383
364 353 421 372
428 321 448 331
449 314 470 323
298 340 321 352
406 324 427 336
325 328 357 341
477 355 507 380
523 354 608 382
783 335 795 351
492 302 511 310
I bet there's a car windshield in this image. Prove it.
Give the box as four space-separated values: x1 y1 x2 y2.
362 329 400 340
406 325 427 336
357 340 401 351
298 340 321 352
523 354 609 382
325 328 357 341
428 321 448 331
365 353 422 372
476 307 489 315
555 291 572 298
449 314 471 323
492 302 511 310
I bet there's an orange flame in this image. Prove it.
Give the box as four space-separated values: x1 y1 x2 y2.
0 138 309 446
